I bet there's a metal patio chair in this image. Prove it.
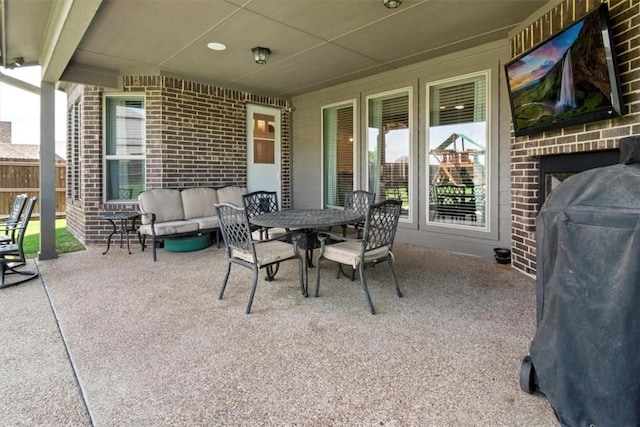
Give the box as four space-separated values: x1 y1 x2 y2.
341 190 375 239
0 196 39 289
242 190 288 241
314 199 403 314
0 193 28 245
215 202 304 314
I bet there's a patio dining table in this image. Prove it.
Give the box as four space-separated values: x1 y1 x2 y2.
250 209 364 294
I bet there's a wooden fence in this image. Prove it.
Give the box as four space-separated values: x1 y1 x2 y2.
0 160 66 218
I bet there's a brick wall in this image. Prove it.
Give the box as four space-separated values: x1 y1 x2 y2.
509 0 639 275
65 84 84 241
66 76 291 245
65 86 103 243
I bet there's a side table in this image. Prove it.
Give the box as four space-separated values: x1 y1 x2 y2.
99 211 141 255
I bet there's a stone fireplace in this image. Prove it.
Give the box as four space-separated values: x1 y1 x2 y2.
508 0 638 276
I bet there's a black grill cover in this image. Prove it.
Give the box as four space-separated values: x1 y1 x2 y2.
532 141 640 426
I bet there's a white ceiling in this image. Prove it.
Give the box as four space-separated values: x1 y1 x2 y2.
1 0 549 98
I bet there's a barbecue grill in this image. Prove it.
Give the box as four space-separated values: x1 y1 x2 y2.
520 136 640 426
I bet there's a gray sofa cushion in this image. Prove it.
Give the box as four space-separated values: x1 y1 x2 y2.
193 216 220 230
216 186 247 206
139 220 199 237
181 188 218 219
138 189 185 224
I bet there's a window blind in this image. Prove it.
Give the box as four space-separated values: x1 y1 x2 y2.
323 103 354 208
430 78 486 126
106 98 145 156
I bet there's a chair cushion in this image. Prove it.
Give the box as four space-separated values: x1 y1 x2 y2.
138 220 199 237
265 227 289 239
138 189 184 224
232 241 296 267
181 188 218 219
322 241 391 268
251 229 265 241
251 227 288 241
216 186 247 206
193 215 220 230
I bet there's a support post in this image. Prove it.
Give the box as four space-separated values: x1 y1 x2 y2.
38 81 58 260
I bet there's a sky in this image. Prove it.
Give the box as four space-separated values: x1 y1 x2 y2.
0 66 67 149
505 20 583 92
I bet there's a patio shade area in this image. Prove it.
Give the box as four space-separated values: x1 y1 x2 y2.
1 244 558 425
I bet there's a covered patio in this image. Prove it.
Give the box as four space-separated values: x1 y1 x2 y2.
2 0 636 424
0 0 554 265
1 243 557 425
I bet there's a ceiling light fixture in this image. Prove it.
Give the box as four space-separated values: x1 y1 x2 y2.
382 0 402 8
251 46 271 64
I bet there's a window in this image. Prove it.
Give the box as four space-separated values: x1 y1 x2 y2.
367 88 412 220
427 72 488 228
252 113 275 164
104 95 145 202
69 101 82 200
322 101 355 208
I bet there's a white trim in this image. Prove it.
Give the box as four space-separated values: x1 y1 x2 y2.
0 70 40 94
40 0 103 83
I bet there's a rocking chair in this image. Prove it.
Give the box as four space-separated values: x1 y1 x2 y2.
0 193 28 245
1 196 39 289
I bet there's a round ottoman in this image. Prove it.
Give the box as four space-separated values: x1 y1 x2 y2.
164 233 211 252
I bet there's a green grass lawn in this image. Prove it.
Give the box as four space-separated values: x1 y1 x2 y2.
22 219 86 259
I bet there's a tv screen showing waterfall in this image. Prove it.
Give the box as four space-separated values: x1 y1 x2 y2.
504 4 623 137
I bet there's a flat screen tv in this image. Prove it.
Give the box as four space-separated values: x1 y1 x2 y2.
504 4 624 137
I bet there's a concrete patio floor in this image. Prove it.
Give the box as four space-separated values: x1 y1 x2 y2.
1 242 559 426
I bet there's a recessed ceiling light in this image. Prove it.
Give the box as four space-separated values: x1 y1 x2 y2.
207 42 226 51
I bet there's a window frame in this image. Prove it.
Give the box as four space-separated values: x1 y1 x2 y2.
425 70 491 232
321 99 357 209
102 93 146 204
69 101 82 201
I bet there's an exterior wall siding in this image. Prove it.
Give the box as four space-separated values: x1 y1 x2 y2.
65 76 290 245
508 0 639 275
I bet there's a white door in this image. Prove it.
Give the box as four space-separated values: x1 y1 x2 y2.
247 104 281 202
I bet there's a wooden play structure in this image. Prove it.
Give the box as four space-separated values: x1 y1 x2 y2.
430 133 484 221
430 133 483 185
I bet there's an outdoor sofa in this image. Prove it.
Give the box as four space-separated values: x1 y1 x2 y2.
137 185 247 261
